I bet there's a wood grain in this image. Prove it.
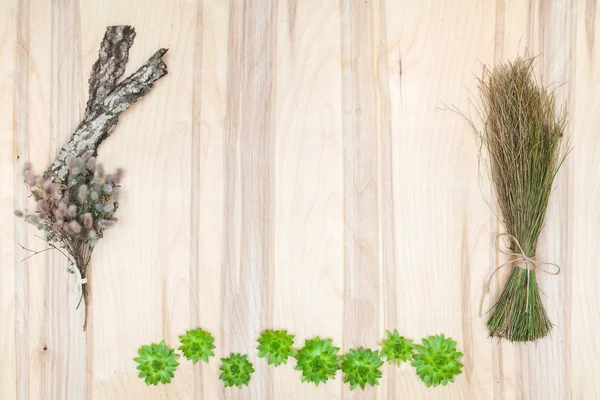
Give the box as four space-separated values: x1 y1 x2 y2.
2 0 600 399
339 1 380 398
1 2 18 400
221 1 277 398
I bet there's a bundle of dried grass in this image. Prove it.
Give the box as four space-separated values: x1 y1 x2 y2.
469 57 569 342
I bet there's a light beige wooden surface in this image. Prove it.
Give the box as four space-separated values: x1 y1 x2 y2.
1 0 599 399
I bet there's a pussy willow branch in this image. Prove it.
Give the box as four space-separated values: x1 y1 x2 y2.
43 25 168 183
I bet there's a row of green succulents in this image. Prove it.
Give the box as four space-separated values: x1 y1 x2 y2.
134 328 463 390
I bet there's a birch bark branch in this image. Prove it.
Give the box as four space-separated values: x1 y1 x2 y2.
85 25 136 117
43 26 168 183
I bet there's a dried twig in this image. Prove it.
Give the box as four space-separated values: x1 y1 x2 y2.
43 26 168 183
85 25 136 117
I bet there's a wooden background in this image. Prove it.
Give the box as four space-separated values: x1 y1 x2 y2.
1 0 599 399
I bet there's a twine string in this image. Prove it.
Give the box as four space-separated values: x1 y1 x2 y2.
478 233 560 317
72 264 87 310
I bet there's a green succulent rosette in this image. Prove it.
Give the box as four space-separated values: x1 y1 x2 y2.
133 340 180 386
379 329 415 366
341 347 384 390
411 334 463 387
295 337 341 386
257 329 297 366
219 353 255 388
178 327 216 364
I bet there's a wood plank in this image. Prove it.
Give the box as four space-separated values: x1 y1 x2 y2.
189 0 203 398
490 2 530 398
571 0 600 398
273 0 344 398
49 1 87 398
0 1 19 399
387 1 498 398
339 13 380 400
17 1 54 399
220 1 277 398
196 1 228 398
76 1 195 398
496 2 574 399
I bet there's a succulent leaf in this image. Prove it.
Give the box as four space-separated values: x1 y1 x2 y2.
133 340 180 386
341 347 384 391
379 329 415 366
411 334 463 387
257 329 297 366
295 337 341 386
219 353 255 388
178 327 216 364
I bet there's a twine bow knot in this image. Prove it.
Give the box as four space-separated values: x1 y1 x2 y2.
72 265 87 309
478 233 560 317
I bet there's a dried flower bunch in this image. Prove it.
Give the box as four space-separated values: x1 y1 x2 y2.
135 327 463 390
14 25 167 331
16 159 122 329
467 56 569 341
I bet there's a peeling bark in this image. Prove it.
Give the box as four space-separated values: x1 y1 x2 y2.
85 25 136 117
43 26 168 183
